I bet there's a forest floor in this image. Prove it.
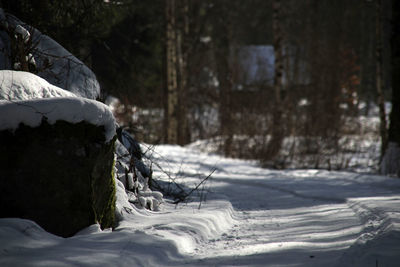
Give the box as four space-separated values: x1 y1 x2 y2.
1 144 400 266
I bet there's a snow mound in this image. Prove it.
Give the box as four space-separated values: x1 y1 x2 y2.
118 200 235 255
0 70 76 100
0 97 116 142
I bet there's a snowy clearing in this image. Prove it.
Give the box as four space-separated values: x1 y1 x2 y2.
1 145 400 266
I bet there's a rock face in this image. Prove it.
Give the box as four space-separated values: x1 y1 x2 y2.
0 119 116 237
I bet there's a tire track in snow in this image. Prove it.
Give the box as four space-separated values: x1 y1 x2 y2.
337 200 394 266
193 200 358 266
154 146 400 265
193 173 355 263
347 201 392 238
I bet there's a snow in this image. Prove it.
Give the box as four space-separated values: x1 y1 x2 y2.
1 144 400 266
114 140 163 213
32 33 100 99
0 70 76 100
0 70 114 142
0 97 115 142
14 25 30 43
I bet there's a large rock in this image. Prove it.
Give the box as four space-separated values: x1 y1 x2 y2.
0 94 117 237
0 119 116 237
0 9 100 99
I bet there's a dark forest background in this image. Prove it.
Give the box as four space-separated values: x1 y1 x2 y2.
1 0 398 172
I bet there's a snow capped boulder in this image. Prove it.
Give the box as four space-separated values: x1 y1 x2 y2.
0 94 117 237
0 9 100 99
0 11 116 237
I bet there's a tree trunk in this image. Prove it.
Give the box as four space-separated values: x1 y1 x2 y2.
215 45 233 156
176 0 190 145
165 0 179 144
376 0 388 158
164 0 190 145
212 3 233 156
381 0 400 176
264 0 285 160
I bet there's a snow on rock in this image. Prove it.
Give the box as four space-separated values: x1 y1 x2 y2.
114 177 133 221
114 140 163 214
0 9 100 99
32 33 100 99
14 25 30 43
0 97 116 142
0 70 76 100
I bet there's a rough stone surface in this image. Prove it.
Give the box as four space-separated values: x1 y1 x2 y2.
0 119 116 237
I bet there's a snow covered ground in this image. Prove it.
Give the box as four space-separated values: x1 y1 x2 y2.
1 144 400 266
